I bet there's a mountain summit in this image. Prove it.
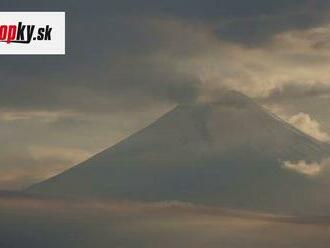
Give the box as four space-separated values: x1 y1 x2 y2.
27 91 330 214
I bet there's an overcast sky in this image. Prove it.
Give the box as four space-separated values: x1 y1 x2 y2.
1 0 330 189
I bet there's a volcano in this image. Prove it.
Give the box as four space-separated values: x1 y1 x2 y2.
27 91 330 214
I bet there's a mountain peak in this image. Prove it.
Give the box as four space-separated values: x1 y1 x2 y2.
192 90 254 107
27 90 330 215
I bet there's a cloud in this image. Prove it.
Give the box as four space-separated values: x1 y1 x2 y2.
0 3 329 113
0 101 171 190
282 157 330 176
0 18 203 113
287 112 330 142
167 23 330 103
262 83 330 104
28 146 91 165
0 146 92 190
282 160 323 176
0 110 81 122
215 9 329 46
0 14 330 114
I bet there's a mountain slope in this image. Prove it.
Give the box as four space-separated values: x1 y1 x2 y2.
27 91 330 215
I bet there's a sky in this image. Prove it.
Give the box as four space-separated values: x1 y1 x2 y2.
1 0 330 189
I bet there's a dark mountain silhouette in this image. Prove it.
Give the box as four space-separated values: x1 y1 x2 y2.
27 91 330 215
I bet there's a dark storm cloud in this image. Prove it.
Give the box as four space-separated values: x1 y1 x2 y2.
2 0 330 42
1 0 329 19
216 11 328 46
2 1 330 45
0 0 330 112
0 58 198 112
0 17 200 112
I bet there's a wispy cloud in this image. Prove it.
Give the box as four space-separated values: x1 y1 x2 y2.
282 158 330 176
0 110 81 122
282 160 323 176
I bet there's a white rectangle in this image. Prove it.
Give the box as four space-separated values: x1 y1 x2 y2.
0 12 65 55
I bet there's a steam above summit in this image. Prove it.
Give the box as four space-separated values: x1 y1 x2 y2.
28 91 330 215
